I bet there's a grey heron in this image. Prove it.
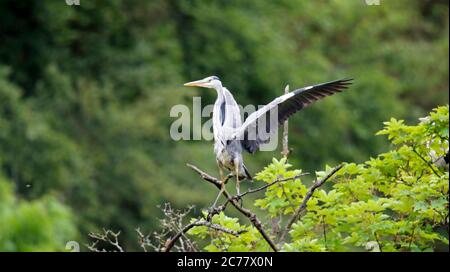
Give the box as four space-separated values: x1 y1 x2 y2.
184 76 352 206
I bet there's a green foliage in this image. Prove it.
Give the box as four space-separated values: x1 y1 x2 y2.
0 176 76 251
253 158 307 217
188 106 449 251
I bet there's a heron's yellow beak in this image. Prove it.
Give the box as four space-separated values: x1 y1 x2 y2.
183 79 208 87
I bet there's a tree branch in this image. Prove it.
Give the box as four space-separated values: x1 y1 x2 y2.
186 163 280 252
279 164 344 243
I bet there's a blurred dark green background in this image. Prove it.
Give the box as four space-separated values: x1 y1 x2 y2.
0 0 448 251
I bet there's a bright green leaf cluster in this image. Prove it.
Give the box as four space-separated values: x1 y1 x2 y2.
254 158 307 217
188 106 449 252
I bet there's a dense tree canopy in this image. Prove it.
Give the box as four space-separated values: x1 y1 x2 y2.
0 0 448 250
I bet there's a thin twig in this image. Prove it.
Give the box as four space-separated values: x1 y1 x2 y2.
237 172 309 199
374 231 383 252
279 164 344 243
408 226 416 251
322 215 328 251
412 148 442 177
187 163 280 252
136 228 150 252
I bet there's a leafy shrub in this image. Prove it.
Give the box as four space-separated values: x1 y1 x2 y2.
0 177 77 251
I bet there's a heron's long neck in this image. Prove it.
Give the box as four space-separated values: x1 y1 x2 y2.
212 84 226 129
214 84 225 103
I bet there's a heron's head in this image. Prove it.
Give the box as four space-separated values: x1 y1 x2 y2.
183 76 221 89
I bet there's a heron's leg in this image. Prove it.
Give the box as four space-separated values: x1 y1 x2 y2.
234 159 243 207
235 164 240 195
212 165 226 207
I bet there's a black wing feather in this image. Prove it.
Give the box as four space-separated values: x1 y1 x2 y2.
277 78 353 125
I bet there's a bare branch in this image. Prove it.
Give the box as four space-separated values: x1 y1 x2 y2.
161 219 247 252
87 229 124 252
136 228 154 252
186 163 222 187
133 203 200 252
279 164 344 243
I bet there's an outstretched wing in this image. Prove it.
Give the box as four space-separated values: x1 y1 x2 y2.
237 78 353 153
